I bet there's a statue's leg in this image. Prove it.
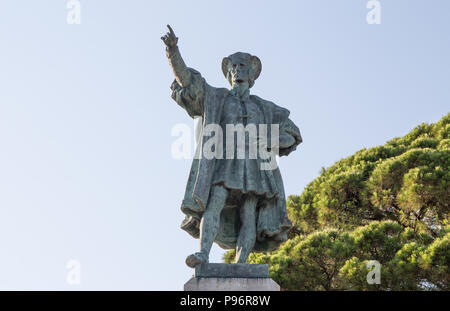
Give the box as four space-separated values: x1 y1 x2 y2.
199 185 228 256
235 193 258 263
185 185 228 268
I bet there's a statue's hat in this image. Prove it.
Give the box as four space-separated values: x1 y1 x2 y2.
221 52 262 88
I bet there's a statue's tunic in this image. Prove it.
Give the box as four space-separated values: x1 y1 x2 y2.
211 94 277 199
171 68 302 252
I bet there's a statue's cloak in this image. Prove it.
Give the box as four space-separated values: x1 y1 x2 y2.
171 68 302 252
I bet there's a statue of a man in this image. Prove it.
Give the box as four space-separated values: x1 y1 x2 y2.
162 25 302 268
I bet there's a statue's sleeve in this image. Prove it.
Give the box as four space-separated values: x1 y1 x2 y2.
170 68 205 118
279 117 302 156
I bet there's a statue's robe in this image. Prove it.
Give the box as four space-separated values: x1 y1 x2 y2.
171 68 302 252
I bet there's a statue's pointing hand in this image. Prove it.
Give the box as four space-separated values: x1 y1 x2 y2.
161 24 178 49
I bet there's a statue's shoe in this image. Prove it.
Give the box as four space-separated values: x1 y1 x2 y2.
185 252 208 268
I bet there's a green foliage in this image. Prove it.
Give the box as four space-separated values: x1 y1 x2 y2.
223 249 236 263
421 232 450 290
225 114 449 290
289 113 449 237
248 221 448 290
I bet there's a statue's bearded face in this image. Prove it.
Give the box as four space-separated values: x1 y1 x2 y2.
229 56 250 86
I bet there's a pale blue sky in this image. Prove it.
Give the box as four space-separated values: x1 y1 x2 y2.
0 1 448 290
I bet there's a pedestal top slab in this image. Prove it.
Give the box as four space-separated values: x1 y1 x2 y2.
194 263 269 278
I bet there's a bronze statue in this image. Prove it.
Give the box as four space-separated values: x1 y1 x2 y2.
162 25 302 268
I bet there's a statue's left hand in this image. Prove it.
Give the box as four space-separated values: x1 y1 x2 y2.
161 24 178 49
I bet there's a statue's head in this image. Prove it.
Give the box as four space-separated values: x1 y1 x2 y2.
222 52 262 89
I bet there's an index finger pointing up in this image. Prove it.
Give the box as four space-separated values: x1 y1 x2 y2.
167 24 175 36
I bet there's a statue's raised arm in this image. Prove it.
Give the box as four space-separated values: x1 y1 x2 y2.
162 25 205 118
161 25 192 87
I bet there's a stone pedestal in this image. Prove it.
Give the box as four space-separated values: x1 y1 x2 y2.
184 263 280 291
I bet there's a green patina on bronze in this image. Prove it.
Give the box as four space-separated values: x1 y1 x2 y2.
162 25 302 267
